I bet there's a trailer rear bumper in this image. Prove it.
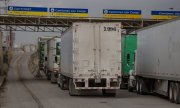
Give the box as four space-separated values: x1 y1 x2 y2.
74 78 121 90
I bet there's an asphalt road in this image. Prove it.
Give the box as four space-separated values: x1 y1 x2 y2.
0 53 179 108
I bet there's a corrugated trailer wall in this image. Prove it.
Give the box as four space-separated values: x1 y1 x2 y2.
135 17 180 104
137 17 180 81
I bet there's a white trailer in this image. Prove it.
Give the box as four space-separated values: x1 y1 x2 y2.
46 37 61 83
58 22 122 96
133 17 180 104
38 36 52 71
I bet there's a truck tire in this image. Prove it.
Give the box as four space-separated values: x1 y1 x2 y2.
128 84 133 92
102 89 116 96
169 82 174 103
47 71 50 80
50 73 56 83
59 75 65 90
174 82 180 104
47 75 50 80
136 79 140 94
139 79 145 95
69 78 81 96
128 79 134 92
44 67 47 74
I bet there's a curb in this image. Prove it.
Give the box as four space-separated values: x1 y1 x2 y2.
0 76 6 88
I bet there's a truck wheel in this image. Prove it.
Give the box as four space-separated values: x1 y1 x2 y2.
47 71 50 80
47 75 50 80
128 85 133 92
69 79 74 96
59 75 65 90
169 82 174 103
174 82 180 104
139 79 145 95
50 73 56 83
136 79 140 94
102 89 116 96
128 79 133 92
44 67 47 74
60 82 65 90
69 79 80 96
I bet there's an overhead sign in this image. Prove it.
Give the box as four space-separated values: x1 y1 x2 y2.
8 6 48 16
103 9 142 19
49 8 88 17
151 11 180 19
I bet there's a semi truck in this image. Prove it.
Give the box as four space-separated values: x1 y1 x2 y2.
38 36 52 70
130 17 180 104
46 37 61 83
58 22 122 96
121 34 137 89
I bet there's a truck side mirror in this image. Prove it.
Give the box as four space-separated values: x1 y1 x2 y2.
45 57 47 61
55 56 58 62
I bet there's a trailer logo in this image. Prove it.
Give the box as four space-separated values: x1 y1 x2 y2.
104 27 116 31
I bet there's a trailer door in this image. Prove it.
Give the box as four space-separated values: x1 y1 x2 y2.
74 23 95 78
99 23 121 78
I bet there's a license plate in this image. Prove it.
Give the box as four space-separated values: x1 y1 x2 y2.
95 79 101 83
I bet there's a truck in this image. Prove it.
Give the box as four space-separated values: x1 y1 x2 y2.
46 37 61 83
121 34 137 90
58 22 122 96
130 17 180 104
38 36 52 70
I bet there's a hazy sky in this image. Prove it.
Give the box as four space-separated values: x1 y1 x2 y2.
2 0 180 46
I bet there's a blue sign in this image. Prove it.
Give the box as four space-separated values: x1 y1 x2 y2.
151 11 180 19
103 9 141 15
49 8 88 17
103 9 142 19
151 11 180 15
8 6 48 12
8 6 48 16
49 8 88 13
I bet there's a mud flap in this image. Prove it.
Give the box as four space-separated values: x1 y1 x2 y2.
69 79 81 96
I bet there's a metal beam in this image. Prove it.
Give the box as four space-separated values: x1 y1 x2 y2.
0 25 68 32
0 15 165 32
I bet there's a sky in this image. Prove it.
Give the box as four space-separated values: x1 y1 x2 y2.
1 0 180 46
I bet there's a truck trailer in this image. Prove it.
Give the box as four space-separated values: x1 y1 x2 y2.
46 37 61 83
38 36 52 70
132 17 180 104
58 22 122 96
